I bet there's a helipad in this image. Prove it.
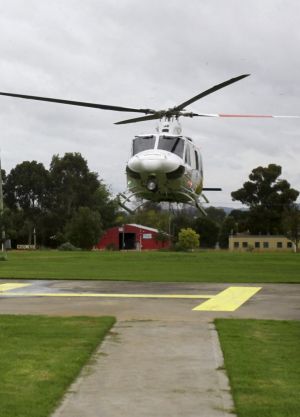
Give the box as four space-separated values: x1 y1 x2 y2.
0 282 261 312
0 280 299 320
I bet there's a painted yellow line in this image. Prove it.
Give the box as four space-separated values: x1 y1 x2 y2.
193 286 261 311
0 283 32 292
0 283 261 312
1 292 212 299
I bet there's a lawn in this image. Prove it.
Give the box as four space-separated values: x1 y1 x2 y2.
0 250 299 282
216 319 300 417
0 315 115 417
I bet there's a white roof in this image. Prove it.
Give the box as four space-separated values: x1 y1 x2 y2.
128 224 160 233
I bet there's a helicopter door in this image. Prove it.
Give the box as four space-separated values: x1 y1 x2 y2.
197 151 203 177
195 149 203 173
192 149 201 183
184 143 191 166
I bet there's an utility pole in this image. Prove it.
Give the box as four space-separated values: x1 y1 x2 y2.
0 155 6 252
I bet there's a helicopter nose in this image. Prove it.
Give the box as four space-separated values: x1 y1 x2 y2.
128 153 180 173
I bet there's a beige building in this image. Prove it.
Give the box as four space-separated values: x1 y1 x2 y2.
229 234 295 252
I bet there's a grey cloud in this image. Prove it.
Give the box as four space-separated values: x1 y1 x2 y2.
0 0 299 207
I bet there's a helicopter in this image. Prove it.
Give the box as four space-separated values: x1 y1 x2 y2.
1 74 299 214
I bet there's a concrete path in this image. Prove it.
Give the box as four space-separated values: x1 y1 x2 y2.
52 320 235 417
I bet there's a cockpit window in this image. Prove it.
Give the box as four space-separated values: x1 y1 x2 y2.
158 136 184 158
132 136 156 155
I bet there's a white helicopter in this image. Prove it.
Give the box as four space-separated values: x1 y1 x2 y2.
0 74 299 214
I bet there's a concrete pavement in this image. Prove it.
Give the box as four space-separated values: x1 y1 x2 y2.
52 321 235 417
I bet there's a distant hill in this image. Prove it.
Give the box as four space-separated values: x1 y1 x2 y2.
216 206 249 214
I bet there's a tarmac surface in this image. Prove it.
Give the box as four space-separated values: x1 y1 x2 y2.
1 280 299 417
0 280 299 320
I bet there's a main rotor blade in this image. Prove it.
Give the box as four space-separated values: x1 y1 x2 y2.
115 114 161 125
175 74 250 111
189 112 300 118
0 91 153 114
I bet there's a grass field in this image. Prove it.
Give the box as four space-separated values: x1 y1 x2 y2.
0 315 115 417
0 250 299 282
216 319 300 417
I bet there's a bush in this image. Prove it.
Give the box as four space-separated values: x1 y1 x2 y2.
177 228 200 251
57 242 81 251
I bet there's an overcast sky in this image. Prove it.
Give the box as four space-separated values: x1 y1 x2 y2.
0 0 299 208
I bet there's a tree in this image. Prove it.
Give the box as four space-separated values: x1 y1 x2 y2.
171 210 193 239
2 153 117 247
65 207 103 249
155 229 170 246
205 206 226 226
231 164 299 234
49 152 117 240
230 209 249 233
4 161 49 211
282 205 300 252
92 183 118 229
49 153 100 217
4 161 50 244
0 168 6 187
129 203 170 232
177 228 199 250
219 216 237 249
0 207 16 245
192 217 219 248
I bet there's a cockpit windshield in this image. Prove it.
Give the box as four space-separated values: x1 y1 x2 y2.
132 136 156 155
158 136 184 158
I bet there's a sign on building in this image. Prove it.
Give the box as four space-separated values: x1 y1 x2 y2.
143 233 152 239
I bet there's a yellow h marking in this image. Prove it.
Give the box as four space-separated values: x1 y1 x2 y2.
193 286 261 311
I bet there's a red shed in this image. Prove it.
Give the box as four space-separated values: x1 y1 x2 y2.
96 224 171 251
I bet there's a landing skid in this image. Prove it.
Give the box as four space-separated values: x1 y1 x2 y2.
177 189 208 215
118 187 220 215
117 191 147 214
172 187 222 215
